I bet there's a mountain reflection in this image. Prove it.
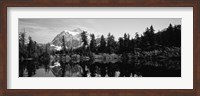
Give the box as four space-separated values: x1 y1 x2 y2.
49 59 180 77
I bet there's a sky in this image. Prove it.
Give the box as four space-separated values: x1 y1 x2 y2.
18 18 181 44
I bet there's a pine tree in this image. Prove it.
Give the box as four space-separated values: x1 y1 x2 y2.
19 32 27 58
99 35 106 53
62 35 66 54
123 33 130 53
107 33 116 53
81 31 88 49
27 36 34 58
118 37 124 54
135 32 140 48
90 34 96 52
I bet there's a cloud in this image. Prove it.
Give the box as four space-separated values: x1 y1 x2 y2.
67 25 89 31
19 20 50 33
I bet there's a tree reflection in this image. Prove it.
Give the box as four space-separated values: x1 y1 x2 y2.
30 57 181 77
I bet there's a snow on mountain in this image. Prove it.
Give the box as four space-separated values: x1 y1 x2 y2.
63 30 79 36
50 44 62 50
50 28 102 51
51 28 84 50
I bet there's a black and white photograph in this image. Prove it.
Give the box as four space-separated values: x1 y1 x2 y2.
18 18 181 77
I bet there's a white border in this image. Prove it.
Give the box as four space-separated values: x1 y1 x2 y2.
7 7 193 89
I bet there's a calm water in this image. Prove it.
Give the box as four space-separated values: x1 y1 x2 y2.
30 59 181 77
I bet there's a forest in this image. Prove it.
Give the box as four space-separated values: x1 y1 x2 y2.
19 24 181 77
56 24 181 59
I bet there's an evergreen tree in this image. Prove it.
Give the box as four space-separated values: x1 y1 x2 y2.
19 32 27 58
27 36 34 58
99 35 106 53
90 34 96 52
143 27 149 45
62 36 66 54
81 31 88 48
123 33 130 53
149 25 155 45
166 24 174 47
130 38 135 53
19 32 27 77
134 32 140 48
107 33 116 53
173 25 181 47
118 37 124 54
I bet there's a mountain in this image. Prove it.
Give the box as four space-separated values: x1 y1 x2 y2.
51 28 84 49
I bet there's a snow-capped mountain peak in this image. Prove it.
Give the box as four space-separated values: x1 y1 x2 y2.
63 28 84 36
64 30 78 36
51 28 84 50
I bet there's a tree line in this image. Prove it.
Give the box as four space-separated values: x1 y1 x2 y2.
66 24 181 56
19 24 181 58
19 32 50 76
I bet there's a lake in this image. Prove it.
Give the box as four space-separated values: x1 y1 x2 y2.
26 59 181 77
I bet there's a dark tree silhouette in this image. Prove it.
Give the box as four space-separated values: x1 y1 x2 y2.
81 31 88 47
61 35 66 53
99 35 106 53
80 31 88 55
89 34 96 52
19 32 27 77
118 37 124 54
107 33 116 53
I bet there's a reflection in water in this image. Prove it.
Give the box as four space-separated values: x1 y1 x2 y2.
47 59 181 77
